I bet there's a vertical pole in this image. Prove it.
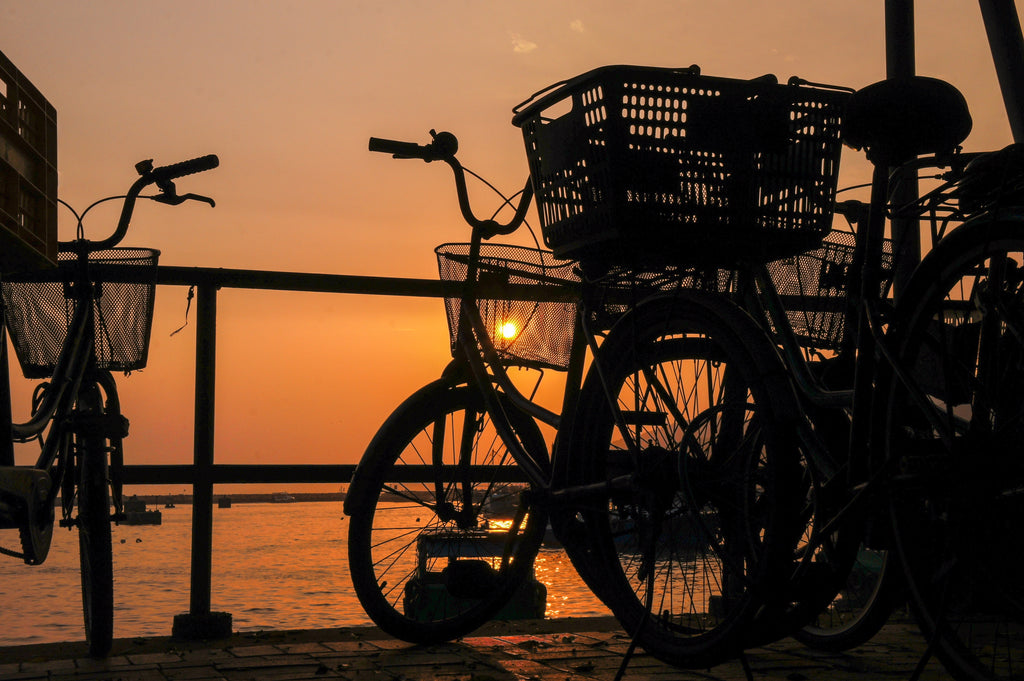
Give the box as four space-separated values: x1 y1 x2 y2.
885 0 920 295
190 283 216 616
885 0 916 79
978 0 1024 143
172 283 231 639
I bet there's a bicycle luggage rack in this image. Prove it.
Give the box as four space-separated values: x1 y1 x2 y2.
512 65 851 271
2 248 160 378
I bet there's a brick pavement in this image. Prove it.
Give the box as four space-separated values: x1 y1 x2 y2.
0 616 954 680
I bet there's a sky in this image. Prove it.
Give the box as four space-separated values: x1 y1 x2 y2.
1 1 1021 492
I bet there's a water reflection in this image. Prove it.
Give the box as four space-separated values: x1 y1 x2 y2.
0 501 609 645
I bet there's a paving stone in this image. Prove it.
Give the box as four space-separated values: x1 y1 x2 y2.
227 644 287 657
163 664 234 680
126 651 188 665
216 656 314 671
17 657 77 674
0 620 974 681
320 640 372 653
177 648 239 664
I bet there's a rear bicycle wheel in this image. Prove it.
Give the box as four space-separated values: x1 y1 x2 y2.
345 380 548 644
792 544 901 651
884 220 1024 680
791 404 901 652
566 293 803 668
76 382 114 657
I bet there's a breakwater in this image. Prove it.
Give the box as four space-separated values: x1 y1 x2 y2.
126 492 345 506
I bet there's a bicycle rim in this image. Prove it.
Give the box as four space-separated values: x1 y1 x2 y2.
886 220 1024 681
790 406 899 652
346 380 548 644
566 294 803 668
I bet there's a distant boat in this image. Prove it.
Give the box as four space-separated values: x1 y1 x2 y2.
271 492 296 503
121 497 162 526
481 485 527 517
218 497 232 508
404 528 546 622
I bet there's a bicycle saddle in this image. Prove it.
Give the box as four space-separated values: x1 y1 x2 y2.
843 76 973 165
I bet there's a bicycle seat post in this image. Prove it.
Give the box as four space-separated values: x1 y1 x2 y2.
840 76 974 502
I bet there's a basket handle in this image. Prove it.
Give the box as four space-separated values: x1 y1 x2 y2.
511 64 702 126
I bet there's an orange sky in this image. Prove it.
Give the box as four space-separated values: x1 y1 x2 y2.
1 1 1021 490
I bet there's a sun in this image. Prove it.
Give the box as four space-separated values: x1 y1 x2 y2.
497 321 518 340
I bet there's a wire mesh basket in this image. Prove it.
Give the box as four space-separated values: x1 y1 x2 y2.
767 231 892 351
588 264 737 328
513 65 850 269
2 247 160 378
436 243 580 370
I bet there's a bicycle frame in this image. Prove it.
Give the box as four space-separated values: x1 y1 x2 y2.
443 223 586 493
728 144 1022 563
0 154 218 564
441 224 724 514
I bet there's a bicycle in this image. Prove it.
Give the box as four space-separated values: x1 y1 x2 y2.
344 66 846 669
706 74 1024 679
501 67 1024 680
0 155 218 656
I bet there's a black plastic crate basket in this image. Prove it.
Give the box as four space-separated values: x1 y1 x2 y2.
513 65 850 268
436 243 580 370
2 247 160 378
768 231 892 350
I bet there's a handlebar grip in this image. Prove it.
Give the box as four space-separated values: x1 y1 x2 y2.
368 137 427 158
151 154 220 183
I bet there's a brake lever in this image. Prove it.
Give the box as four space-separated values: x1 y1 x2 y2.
150 192 216 207
182 192 216 207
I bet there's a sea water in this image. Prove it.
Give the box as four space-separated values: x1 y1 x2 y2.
0 501 610 646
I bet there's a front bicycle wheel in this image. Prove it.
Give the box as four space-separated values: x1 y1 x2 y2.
345 379 548 644
885 219 1024 681
566 293 803 669
76 382 114 657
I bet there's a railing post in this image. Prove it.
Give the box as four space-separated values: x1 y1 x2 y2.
172 284 232 639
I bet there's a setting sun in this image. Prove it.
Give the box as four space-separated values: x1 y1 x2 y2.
497 321 519 340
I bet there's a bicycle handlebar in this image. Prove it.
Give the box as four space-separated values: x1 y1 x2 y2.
369 131 459 162
369 130 533 239
60 154 220 254
149 154 220 185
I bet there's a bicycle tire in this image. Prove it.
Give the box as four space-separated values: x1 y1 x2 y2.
76 382 114 657
345 379 549 644
564 292 803 668
792 545 901 651
884 218 1024 681
790 402 901 652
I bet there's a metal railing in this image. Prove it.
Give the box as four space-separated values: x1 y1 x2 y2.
8 262 835 636
94 264 573 635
